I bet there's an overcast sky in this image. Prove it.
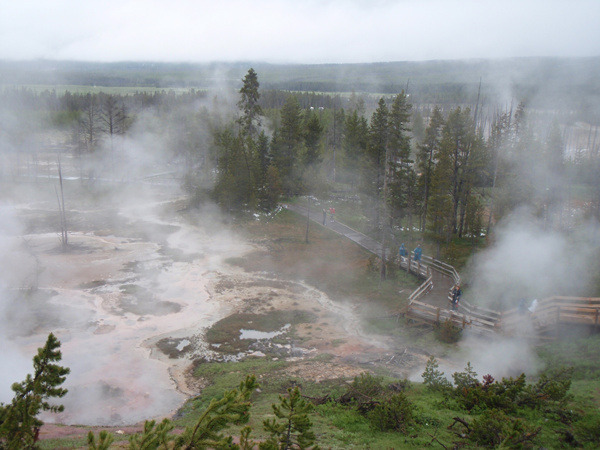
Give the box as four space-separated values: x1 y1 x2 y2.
1 0 599 64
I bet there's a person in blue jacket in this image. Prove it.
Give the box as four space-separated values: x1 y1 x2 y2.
399 243 407 258
413 244 423 261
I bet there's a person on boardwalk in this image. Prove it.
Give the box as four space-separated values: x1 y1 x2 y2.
399 243 407 259
322 209 327 226
413 244 422 262
450 284 462 310
329 207 335 222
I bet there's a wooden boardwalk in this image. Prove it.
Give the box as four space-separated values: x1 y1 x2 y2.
285 202 600 338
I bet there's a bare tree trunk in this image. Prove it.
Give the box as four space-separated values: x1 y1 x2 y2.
55 158 68 249
305 197 310 244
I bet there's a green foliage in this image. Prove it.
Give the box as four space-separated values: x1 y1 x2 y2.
573 410 600 445
537 335 600 381
367 393 415 433
452 362 479 392
435 319 462 343
468 409 540 448
260 386 319 450
0 333 70 449
520 367 573 410
175 375 258 449
349 373 385 400
128 419 174 449
87 430 114 450
237 68 262 139
421 356 452 391
238 426 256 450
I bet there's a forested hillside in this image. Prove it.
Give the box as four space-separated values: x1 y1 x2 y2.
2 57 600 111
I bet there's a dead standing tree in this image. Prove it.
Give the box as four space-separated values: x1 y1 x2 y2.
55 158 68 249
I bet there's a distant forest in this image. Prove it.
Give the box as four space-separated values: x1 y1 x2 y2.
2 57 600 115
1 61 599 283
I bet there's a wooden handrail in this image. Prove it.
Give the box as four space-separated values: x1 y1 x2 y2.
404 253 600 336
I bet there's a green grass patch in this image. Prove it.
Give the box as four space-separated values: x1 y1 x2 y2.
537 334 600 381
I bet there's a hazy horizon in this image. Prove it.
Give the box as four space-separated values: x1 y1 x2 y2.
1 0 599 64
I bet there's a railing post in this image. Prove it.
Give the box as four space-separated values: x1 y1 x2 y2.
407 253 411 274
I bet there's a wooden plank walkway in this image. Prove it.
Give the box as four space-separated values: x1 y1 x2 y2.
284 202 600 337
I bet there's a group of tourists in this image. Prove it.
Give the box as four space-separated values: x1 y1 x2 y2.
322 207 335 225
398 243 423 262
398 241 464 311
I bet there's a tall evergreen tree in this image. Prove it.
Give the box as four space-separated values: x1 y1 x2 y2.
237 68 262 139
342 109 368 188
366 98 390 230
303 109 324 167
387 92 414 229
417 106 444 230
272 95 305 194
544 120 566 228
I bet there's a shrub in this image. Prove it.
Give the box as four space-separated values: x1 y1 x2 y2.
421 356 452 391
519 367 573 409
573 411 600 444
436 319 462 343
348 373 385 400
452 362 479 391
468 409 540 448
367 393 415 433
261 386 320 450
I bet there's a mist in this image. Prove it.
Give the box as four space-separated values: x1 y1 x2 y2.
466 210 599 309
1 1 599 63
0 79 257 424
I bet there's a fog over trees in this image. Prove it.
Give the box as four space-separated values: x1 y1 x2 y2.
2 62 599 248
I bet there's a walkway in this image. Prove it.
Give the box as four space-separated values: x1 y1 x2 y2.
284 202 600 337
284 202 454 307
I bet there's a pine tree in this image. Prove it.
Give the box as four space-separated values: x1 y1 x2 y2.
87 430 115 450
175 375 258 449
127 419 174 449
0 333 70 448
237 68 262 139
416 106 444 230
213 128 255 210
544 120 566 228
272 95 305 195
341 109 368 188
387 91 414 230
260 387 320 450
302 110 324 168
365 98 390 230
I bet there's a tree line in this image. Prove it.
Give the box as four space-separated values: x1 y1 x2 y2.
2 70 599 244
208 69 600 254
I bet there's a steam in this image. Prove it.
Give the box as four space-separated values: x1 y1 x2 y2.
467 209 599 308
0 205 36 403
0 79 253 425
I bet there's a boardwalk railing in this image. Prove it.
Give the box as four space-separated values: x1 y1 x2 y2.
286 203 600 337
498 296 600 335
401 254 499 334
398 255 432 304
